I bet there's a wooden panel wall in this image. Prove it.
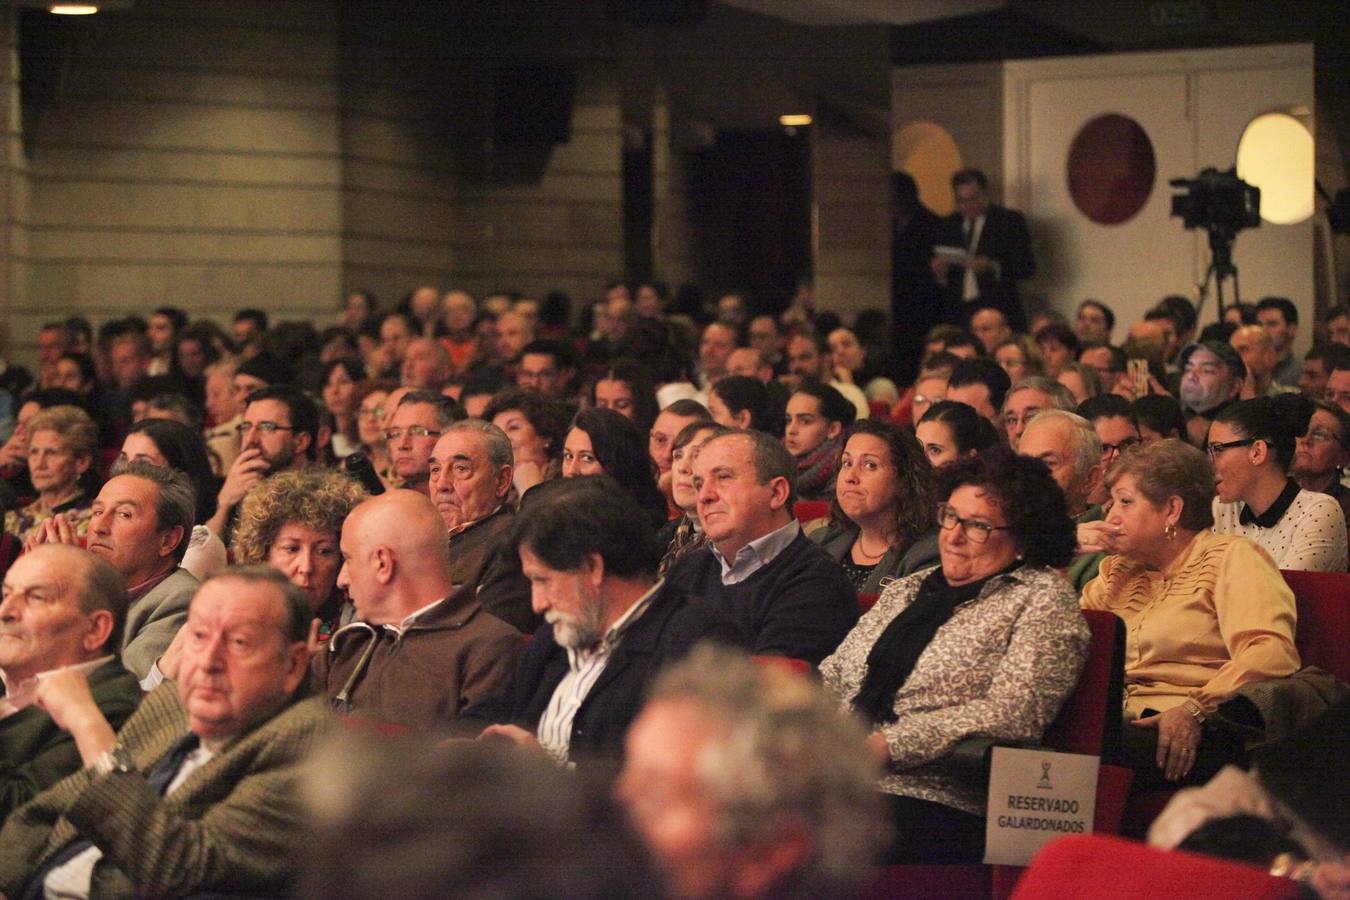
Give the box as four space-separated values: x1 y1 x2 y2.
11 0 344 359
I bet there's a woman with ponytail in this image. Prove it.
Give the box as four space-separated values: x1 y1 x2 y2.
1208 394 1347 571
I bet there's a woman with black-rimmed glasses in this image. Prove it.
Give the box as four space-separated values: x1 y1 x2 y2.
1208 394 1347 571
820 450 1087 864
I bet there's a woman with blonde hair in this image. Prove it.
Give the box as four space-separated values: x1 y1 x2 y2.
4 405 99 549
1083 439 1300 786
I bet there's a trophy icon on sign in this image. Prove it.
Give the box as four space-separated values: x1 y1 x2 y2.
1037 761 1053 790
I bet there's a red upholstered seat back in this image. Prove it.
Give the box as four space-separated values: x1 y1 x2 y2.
1010 835 1301 900
792 500 830 523
1041 609 1124 759
1280 569 1350 682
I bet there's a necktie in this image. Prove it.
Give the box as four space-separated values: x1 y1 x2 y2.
20 732 203 900
146 731 201 794
962 218 980 301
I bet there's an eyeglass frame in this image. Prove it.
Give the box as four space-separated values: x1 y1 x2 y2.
236 421 295 435
1101 436 1141 456
937 504 1013 544
1205 437 1258 459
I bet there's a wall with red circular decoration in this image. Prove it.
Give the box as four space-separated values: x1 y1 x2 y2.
1066 113 1156 226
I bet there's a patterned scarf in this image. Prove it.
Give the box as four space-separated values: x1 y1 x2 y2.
659 516 707 577
795 434 844 500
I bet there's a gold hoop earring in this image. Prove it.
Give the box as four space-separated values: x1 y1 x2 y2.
1164 521 1177 541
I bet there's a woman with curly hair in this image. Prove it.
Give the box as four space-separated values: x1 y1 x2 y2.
562 407 668 528
821 450 1087 863
232 468 368 641
811 420 941 592
484 387 574 496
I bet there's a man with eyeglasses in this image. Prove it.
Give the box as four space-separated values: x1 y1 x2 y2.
515 339 577 401
1292 402 1350 559
386 390 462 496
206 387 318 542
1001 376 1075 452
1177 341 1245 448
1077 394 1143 504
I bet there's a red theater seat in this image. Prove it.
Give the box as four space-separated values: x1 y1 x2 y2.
1010 834 1301 900
866 610 1129 899
792 500 830 523
1281 569 1350 681
749 655 811 676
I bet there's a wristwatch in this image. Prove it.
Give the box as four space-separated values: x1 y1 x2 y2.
1182 699 1207 725
91 744 135 777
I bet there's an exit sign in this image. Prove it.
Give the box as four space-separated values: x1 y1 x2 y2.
1149 1 1216 27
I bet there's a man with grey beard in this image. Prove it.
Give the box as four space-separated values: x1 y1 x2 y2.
458 476 741 766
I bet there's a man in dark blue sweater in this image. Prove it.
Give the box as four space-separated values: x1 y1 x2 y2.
667 430 858 664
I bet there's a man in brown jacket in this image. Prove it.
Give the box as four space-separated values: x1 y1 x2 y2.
316 490 522 732
0 566 328 898
429 420 536 633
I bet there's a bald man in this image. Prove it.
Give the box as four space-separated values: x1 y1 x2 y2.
1230 324 1298 400
314 491 522 731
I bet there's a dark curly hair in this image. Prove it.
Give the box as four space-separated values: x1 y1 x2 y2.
482 387 575 464
936 447 1077 568
828 419 937 557
567 407 667 528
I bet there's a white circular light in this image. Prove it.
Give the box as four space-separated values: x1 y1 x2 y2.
1236 111 1313 225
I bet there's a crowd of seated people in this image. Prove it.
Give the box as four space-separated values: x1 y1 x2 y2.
0 282 1348 898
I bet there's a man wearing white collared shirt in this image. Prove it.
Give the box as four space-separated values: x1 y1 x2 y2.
0 545 141 820
462 476 741 765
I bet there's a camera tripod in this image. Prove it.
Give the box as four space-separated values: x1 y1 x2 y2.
1194 224 1242 324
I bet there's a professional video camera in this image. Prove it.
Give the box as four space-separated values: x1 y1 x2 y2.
1169 167 1261 234
1169 168 1261 319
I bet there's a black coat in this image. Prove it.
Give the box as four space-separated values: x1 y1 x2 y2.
457 583 743 762
934 203 1035 332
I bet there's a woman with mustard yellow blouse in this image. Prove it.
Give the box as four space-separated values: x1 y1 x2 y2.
1082 439 1300 787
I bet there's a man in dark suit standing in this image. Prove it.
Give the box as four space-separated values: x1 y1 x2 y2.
930 168 1035 334
891 172 943 384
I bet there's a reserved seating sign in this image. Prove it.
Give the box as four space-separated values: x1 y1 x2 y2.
983 746 1100 865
